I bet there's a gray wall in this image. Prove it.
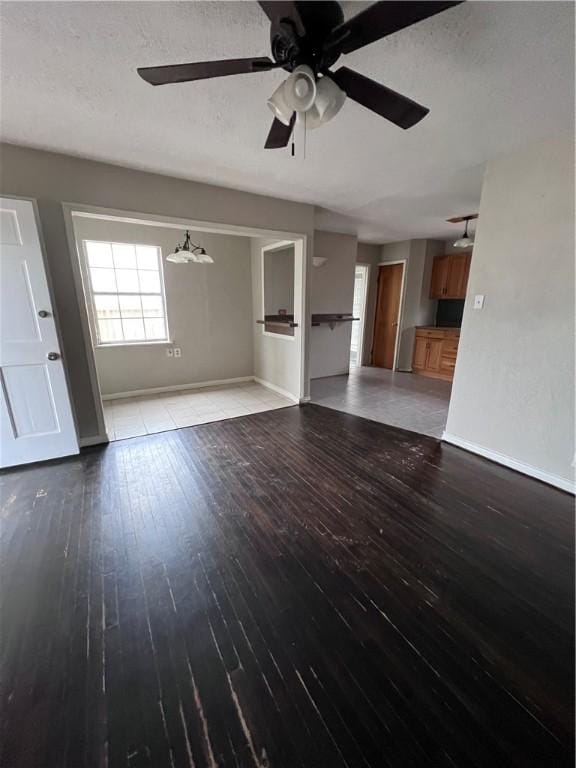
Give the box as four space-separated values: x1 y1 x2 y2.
0 143 314 439
310 230 358 379
73 217 253 395
379 239 441 370
445 135 574 488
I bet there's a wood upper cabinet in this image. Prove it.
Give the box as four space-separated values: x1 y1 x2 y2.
429 255 450 299
430 252 471 299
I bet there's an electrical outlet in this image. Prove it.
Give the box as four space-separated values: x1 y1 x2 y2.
473 294 485 309
173 347 182 358
166 348 174 357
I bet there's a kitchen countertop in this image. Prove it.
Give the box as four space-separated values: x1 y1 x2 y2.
416 326 461 332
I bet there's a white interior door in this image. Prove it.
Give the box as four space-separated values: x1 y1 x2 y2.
0 197 79 468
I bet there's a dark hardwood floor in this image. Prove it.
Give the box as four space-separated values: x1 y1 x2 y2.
1 404 573 768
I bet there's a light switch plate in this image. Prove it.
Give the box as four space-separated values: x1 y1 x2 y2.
174 347 182 358
473 294 485 309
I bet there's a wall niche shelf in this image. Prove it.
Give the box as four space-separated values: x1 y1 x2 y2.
311 313 359 330
256 315 298 328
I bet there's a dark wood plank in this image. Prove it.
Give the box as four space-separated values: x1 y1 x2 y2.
0 404 573 767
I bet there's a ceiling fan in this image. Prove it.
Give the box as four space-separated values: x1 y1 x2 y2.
137 1 463 149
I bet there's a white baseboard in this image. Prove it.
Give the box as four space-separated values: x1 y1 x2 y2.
299 395 311 404
79 433 109 448
253 377 299 403
442 432 575 494
101 376 254 401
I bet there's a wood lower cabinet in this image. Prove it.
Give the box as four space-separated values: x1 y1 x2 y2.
412 328 460 381
430 252 471 299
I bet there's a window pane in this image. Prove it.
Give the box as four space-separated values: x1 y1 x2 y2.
90 267 116 292
141 295 163 317
136 246 158 270
145 318 167 340
119 294 142 319
86 242 113 268
98 318 123 343
94 294 120 318
112 243 137 269
138 270 160 293
122 318 145 341
116 269 139 292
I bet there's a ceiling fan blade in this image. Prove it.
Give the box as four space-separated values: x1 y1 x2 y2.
331 67 429 129
257 2 305 36
326 1 463 55
138 57 276 86
265 114 296 149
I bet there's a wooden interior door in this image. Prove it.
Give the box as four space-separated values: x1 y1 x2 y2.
372 263 403 369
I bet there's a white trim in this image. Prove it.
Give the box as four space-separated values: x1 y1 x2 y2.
79 433 109 447
299 395 311 403
374 259 406 372
311 368 350 380
442 432 575 495
95 340 173 349
101 376 254 401
254 377 299 404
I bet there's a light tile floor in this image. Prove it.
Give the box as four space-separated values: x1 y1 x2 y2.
103 382 294 441
311 366 452 438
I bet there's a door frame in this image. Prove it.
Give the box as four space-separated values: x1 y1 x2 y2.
372 259 407 372
351 263 370 368
62 203 310 443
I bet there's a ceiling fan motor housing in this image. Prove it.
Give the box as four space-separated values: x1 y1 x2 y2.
270 1 344 73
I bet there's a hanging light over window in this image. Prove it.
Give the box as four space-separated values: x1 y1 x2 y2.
166 230 214 264
453 217 475 248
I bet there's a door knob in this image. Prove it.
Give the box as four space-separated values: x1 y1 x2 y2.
38 310 51 318
47 352 60 361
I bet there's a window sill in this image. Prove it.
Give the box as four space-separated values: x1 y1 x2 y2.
95 340 173 349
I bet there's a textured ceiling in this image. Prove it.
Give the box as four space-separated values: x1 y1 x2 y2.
1 1 573 242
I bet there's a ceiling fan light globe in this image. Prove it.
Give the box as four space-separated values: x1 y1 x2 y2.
267 81 294 126
306 76 346 129
285 65 316 112
453 236 474 248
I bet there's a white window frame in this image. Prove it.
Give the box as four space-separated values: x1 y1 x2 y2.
80 239 171 348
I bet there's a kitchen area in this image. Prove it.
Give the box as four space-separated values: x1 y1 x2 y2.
311 238 473 438
412 250 471 381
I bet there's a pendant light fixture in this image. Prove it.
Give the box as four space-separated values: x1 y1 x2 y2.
166 230 214 264
453 216 475 249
